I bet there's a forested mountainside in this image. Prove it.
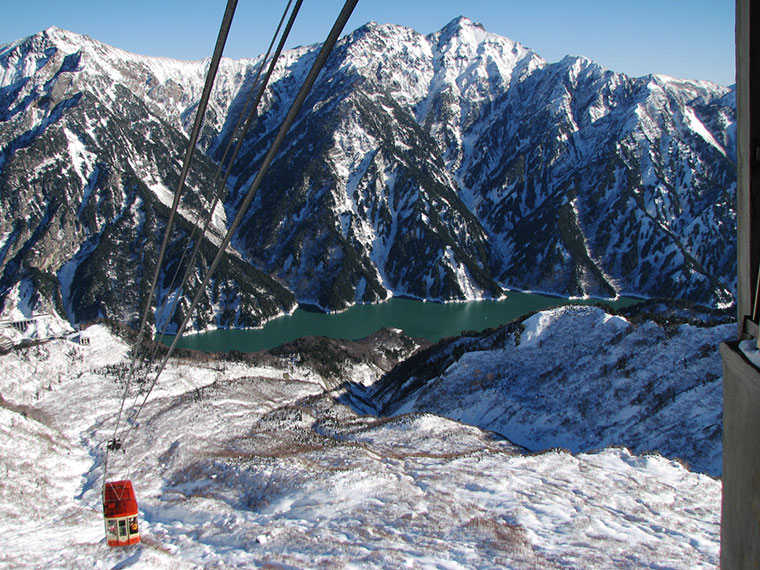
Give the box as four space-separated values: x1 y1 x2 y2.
0 18 735 328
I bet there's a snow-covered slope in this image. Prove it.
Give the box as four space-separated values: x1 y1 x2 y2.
0 310 724 568
375 305 729 476
0 18 737 327
0 27 296 331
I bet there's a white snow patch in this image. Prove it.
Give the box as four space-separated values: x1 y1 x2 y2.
683 107 727 156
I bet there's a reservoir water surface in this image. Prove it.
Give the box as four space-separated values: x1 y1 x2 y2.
169 292 641 353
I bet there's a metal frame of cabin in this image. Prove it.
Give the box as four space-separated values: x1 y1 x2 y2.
720 0 760 567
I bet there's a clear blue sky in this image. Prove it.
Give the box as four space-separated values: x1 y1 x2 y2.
0 0 735 86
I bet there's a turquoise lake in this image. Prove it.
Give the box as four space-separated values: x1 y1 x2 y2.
166 292 642 353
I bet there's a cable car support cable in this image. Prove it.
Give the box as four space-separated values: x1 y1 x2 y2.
120 0 301 431
111 0 240 454
117 0 359 450
146 0 301 363
105 0 239 477
101 0 359 548
150 0 297 350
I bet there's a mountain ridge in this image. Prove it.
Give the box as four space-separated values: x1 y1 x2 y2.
0 19 737 328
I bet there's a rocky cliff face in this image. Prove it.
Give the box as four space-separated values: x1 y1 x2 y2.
0 19 736 327
0 27 295 330
229 18 734 309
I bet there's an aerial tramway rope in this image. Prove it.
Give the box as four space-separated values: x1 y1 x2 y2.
120 0 359 447
105 0 239 476
108 0 359 460
119 0 301 434
149 0 297 354
118 0 306 447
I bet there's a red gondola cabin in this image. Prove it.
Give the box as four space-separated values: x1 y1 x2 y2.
103 480 140 547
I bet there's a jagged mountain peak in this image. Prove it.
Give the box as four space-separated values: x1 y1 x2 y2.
341 19 428 58
557 54 604 76
349 19 406 37
1 27 75 67
0 25 259 138
434 16 487 41
645 73 731 108
39 25 86 44
429 16 536 62
19 25 85 49
424 17 544 107
0 18 739 325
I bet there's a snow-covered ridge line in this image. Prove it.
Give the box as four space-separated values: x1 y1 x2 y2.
377 304 729 477
0 16 737 330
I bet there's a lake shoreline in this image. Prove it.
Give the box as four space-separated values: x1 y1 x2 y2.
162 293 644 354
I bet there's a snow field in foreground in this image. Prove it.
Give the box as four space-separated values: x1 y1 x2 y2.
0 317 721 569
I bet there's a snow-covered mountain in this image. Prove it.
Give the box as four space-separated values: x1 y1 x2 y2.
0 306 725 568
371 304 729 476
0 27 296 330
0 19 736 327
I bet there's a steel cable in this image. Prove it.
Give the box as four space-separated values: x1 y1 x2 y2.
121 0 299 428
151 0 296 350
106 0 238 478
119 0 359 448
